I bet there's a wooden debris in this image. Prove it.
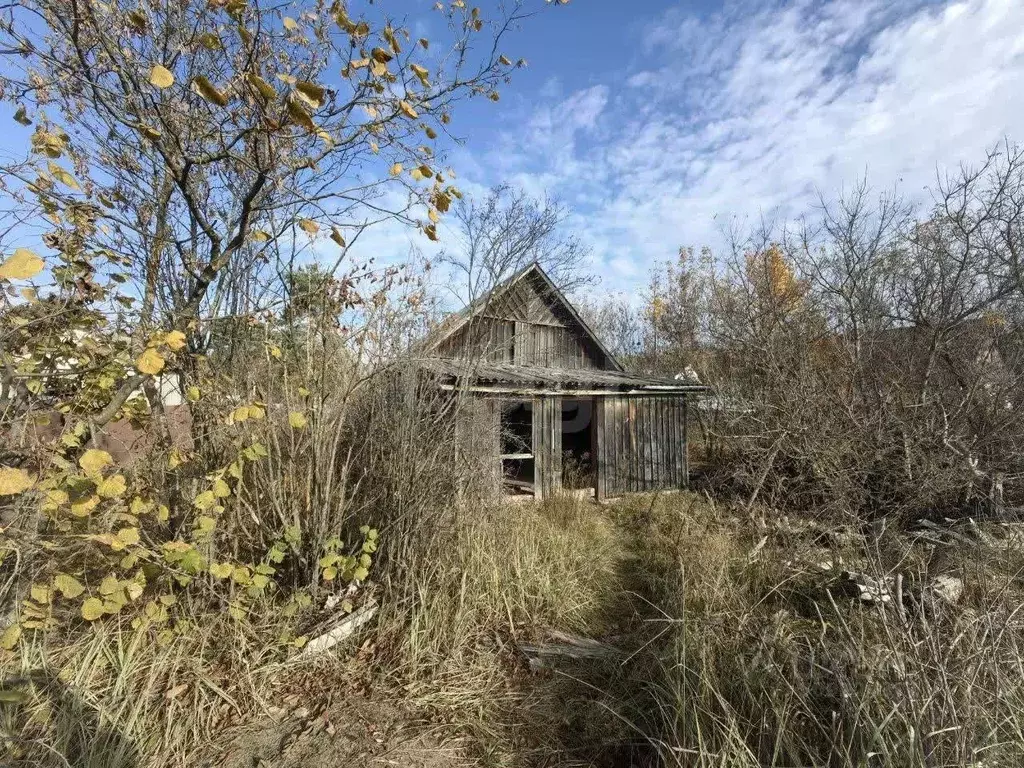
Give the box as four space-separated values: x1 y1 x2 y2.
298 600 378 659
930 574 964 605
519 630 618 671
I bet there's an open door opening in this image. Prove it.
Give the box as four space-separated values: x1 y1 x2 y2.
561 398 594 494
500 400 534 495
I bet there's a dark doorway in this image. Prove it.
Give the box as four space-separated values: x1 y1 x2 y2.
500 400 534 493
561 398 594 491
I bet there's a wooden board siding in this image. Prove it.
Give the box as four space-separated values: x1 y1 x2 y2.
436 271 612 370
437 317 515 363
595 396 689 499
512 322 598 369
533 396 562 499
459 397 501 497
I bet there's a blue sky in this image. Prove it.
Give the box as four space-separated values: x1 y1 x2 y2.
5 0 1023 300
361 0 1024 294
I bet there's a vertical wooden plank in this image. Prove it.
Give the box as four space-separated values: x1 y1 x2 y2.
627 400 637 493
682 396 690 488
655 399 663 489
594 397 605 501
670 397 681 488
532 397 563 498
636 399 645 491
614 398 623 494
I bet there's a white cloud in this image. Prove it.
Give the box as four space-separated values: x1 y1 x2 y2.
463 0 1024 287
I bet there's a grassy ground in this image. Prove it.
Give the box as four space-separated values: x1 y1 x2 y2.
6 492 1024 766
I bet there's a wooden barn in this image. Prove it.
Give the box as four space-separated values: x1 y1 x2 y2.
420 262 707 501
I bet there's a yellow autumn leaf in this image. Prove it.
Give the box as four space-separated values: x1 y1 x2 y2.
96 474 127 499
116 527 140 546
0 466 34 496
297 219 319 236
499 55 512 66
79 448 113 476
149 64 175 88
30 583 52 604
295 81 325 108
283 16 298 30
212 477 231 498
70 495 100 517
164 330 186 351
1 624 21 650
0 248 44 281
81 597 105 621
398 100 419 119
99 574 120 596
48 162 80 190
286 97 316 131
247 73 277 101
168 448 187 469
54 573 85 599
330 228 346 247
193 490 216 510
390 163 403 176
288 411 308 429
209 562 234 579
136 347 165 375
192 76 229 107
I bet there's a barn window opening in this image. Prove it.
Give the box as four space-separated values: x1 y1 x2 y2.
561 398 594 492
500 400 534 494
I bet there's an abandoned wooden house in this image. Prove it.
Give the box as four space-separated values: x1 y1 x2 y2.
419 262 707 500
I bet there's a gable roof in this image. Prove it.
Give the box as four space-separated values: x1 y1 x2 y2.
423 261 625 372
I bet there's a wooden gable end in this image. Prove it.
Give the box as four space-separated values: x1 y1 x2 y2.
434 267 617 370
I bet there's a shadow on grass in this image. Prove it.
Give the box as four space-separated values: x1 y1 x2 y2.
509 503 676 768
2 669 139 768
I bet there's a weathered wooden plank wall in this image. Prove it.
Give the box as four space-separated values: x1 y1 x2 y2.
532 396 562 499
454 396 502 498
595 396 689 499
437 272 612 370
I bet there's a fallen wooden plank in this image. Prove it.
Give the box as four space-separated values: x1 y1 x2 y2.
297 600 378 659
